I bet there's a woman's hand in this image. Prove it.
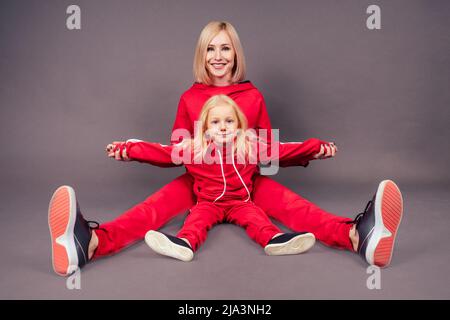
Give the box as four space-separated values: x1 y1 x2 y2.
313 142 338 160
106 141 130 161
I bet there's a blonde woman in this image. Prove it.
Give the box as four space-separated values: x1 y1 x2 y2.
48 21 403 275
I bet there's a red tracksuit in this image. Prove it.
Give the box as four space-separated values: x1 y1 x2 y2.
124 138 324 251
93 82 354 258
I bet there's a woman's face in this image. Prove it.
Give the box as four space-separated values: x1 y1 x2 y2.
206 104 238 144
206 31 235 85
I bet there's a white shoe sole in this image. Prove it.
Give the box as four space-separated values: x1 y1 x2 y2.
364 180 403 267
48 185 79 276
145 230 193 262
264 233 316 256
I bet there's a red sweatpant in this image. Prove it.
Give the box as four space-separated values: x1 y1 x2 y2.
93 173 354 258
177 200 281 251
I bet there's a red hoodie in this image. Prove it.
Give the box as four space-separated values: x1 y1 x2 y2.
171 81 272 144
170 81 328 168
122 138 324 203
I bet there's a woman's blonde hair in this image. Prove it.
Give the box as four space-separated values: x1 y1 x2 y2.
182 95 254 163
193 21 246 85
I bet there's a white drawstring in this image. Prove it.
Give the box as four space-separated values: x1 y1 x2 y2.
213 149 227 203
213 147 251 203
231 148 251 202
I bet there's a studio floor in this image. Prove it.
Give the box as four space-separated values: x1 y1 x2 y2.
1 181 449 299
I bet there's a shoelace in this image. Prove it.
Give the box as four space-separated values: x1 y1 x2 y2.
346 199 373 225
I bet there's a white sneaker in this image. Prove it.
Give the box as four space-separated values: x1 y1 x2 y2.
264 232 316 256
145 230 194 262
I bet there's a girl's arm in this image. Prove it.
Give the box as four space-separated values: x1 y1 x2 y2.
112 140 184 167
258 138 332 167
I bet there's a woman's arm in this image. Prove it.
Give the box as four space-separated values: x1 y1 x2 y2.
171 96 193 144
255 93 273 134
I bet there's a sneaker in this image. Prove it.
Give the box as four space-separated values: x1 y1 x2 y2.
264 232 316 256
145 230 194 262
350 180 404 267
48 185 98 276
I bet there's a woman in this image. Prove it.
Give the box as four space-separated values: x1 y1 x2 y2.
48 21 403 276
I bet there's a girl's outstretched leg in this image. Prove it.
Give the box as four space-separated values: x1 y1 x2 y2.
224 201 316 256
144 202 223 262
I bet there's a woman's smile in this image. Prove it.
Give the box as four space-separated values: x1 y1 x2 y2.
210 62 227 69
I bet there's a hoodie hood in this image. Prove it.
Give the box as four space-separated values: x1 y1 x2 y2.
172 80 271 145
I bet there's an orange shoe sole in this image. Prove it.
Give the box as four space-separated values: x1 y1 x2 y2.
371 180 404 267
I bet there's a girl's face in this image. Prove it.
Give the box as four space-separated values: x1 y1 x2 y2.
206 31 235 86
206 104 238 144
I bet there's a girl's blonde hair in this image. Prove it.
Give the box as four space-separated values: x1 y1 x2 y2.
182 95 254 163
193 21 246 85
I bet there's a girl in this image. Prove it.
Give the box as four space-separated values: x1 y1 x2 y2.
109 94 327 261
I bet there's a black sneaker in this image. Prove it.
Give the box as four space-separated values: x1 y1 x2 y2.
145 230 194 262
349 180 404 267
48 185 98 276
264 232 316 256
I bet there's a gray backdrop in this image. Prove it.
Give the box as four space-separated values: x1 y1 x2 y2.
1 0 449 299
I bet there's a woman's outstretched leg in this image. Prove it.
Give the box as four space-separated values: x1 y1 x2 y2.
252 175 354 250
93 173 196 257
48 173 196 276
252 176 404 267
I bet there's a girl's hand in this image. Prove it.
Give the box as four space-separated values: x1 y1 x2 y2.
313 142 338 160
106 141 130 161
